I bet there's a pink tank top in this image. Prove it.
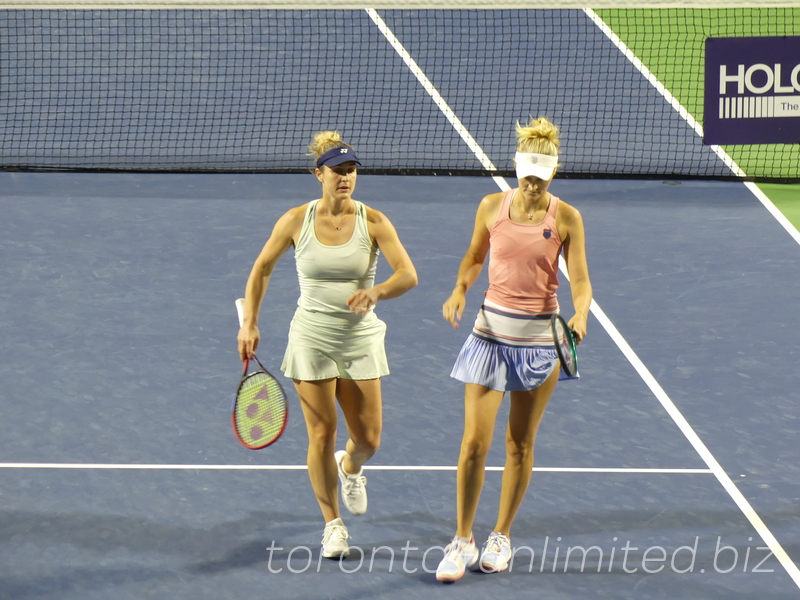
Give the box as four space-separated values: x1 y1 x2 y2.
485 189 563 312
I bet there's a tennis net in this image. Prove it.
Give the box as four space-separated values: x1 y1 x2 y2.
0 4 797 181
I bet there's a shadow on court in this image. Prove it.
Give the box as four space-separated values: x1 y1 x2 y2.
1 173 799 599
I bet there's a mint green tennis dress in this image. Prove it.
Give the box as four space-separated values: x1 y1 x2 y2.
281 200 389 381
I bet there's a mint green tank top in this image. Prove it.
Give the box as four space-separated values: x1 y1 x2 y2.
294 200 380 316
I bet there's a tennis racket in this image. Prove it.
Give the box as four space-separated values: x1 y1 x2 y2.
551 314 579 379
232 298 288 449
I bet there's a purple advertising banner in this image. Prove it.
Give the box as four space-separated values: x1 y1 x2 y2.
704 36 800 145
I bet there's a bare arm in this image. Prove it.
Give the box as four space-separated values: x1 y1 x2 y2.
346 208 418 314
237 206 303 359
441 194 498 328
558 203 592 343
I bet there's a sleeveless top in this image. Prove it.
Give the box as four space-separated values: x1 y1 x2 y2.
485 189 563 313
294 199 379 317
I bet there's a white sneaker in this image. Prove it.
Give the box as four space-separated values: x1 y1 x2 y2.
436 535 479 582
321 517 350 559
335 450 368 515
479 532 512 572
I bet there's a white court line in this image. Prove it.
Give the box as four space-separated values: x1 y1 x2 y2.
364 8 509 192
583 9 800 587
0 463 711 474
367 8 800 588
583 8 800 249
744 181 800 247
582 9 741 173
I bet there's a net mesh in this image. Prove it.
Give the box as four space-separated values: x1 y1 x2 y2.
0 7 797 180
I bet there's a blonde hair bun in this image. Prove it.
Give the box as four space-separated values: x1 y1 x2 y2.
308 130 352 159
515 117 560 156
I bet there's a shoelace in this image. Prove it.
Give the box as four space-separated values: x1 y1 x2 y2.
323 524 349 544
484 535 508 555
443 539 471 560
342 474 367 497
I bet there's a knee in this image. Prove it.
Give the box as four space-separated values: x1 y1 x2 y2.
307 423 337 451
352 430 381 455
505 438 534 464
460 435 490 462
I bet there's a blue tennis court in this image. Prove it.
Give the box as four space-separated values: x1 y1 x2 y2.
1 171 799 599
1 5 799 600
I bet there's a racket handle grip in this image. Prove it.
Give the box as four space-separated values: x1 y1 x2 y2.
236 299 249 370
235 298 245 327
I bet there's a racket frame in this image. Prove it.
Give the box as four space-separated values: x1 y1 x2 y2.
233 297 288 449
232 355 288 449
551 314 579 378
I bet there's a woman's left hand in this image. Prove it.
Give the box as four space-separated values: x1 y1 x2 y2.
347 288 380 315
568 313 588 344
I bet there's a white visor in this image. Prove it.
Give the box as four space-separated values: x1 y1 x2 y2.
515 152 558 181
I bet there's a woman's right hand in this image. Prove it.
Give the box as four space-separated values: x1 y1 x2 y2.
442 291 466 329
237 325 261 361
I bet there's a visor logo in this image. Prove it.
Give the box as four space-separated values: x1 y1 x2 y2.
340 148 349 154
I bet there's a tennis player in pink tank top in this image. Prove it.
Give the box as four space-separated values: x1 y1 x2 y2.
436 117 593 582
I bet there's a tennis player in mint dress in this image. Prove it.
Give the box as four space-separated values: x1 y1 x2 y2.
436 117 593 582
237 131 418 560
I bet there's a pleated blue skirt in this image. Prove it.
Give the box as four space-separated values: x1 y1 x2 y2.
450 333 560 392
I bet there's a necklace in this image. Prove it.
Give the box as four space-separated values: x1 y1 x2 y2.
514 191 548 222
326 202 352 231
517 199 537 220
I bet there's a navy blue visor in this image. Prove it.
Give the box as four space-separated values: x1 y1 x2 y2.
316 146 361 169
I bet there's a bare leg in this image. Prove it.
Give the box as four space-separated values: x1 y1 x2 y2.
294 378 340 523
455 384 505 539
335 378 383 474
493 367 559 535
